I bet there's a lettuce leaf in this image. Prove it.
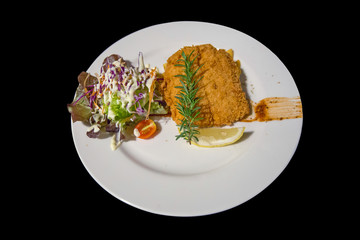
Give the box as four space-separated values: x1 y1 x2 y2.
108 96 132 122
67 84 92 123
150 101 168 114
68 72 99 123
78 71 98 89
67 102 92 123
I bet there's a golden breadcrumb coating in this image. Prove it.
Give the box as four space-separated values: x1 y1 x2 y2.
161 44 250 127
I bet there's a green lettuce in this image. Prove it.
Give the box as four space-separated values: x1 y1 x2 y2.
108 96 132 122
150 101 168 114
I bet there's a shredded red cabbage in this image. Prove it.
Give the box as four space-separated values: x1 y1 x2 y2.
134 93 144 102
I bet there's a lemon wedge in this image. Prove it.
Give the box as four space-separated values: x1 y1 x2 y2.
191 127 245 148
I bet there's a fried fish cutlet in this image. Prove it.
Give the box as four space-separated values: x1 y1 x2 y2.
161 44 250 127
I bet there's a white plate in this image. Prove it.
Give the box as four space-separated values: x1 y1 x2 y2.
71 21 302 216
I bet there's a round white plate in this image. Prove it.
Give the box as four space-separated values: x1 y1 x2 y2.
71 21 302 216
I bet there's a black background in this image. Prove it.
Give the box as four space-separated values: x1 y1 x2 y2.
14 3 344 235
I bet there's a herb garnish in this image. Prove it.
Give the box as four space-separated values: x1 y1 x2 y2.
174 50 204 144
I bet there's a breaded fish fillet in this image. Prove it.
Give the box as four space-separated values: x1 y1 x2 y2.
161 44 250 127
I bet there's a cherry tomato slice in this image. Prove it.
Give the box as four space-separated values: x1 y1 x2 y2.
134 119 157 139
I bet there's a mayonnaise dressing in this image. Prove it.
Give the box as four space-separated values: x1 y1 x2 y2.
133 128 140 138
88 124 100 133
110 133 122 151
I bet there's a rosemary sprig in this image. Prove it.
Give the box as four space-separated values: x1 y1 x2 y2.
174 50 203 144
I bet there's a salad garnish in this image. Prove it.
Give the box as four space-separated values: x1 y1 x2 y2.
68 53 168 150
